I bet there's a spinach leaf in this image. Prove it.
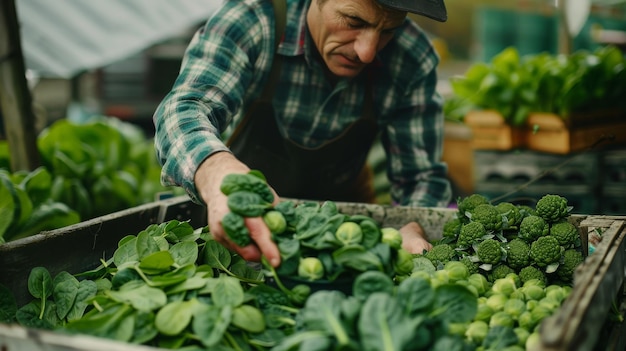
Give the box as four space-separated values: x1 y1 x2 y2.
192 303 232 348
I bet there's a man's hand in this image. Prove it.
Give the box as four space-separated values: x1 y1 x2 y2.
398 221 432 254
194 152 281 267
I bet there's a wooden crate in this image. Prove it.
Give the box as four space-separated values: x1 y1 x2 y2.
1 196 625 351
464 110 526 150
526 112 626 154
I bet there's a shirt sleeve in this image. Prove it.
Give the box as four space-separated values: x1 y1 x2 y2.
152 0 275 203
381 24 452 208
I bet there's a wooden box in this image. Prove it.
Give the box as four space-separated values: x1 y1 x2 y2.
1 196 625 350
464 110 526 150
526 111 626 154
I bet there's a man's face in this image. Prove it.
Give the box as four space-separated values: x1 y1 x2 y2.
306 0 407 78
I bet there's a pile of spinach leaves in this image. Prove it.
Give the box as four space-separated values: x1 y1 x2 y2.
0 219 479 351
0 116 184 243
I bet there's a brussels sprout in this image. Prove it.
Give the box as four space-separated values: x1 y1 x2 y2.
263 210 287 234
444 261 470 282
530 305 552 325
289 284 312 305
465 320 489 344
381 227 403 249
448 322 469 337
475 303 495 322
503 298 526 320
521 285 545 301
335 221 363 246
297 257 324 281
468 273 491 296
509 289 526 301
538 296 561 311
489 311 515 328
394 248 414 276
431 269 450 287
525 332 541 350
546 286 567 303
485 294 508 312
410 270 432 282
518 311 536 330
514 327 530 346
491 277 518 297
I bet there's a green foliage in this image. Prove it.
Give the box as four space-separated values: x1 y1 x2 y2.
0 116 185 243
450 45 626 125
221 212 251 247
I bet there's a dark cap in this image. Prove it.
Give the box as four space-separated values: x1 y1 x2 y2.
376 0 447 22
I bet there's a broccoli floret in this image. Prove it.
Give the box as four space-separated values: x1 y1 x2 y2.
536 194 570 223
550 221 579 248
458 194 490 222
469 204 503 232
476 238 504 265
519 266 547 285
555 249 584 282
506 238 530 270
490 264 515 282
457 221 487 249
518 215 549 242
496 202 523 228
442 218 462 239
424 243 456 265
530 236 562 268
460 256 480 275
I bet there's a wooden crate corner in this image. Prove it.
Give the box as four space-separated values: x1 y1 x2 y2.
464 110 526 151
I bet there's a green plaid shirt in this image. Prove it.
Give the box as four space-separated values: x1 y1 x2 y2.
153 0 451 207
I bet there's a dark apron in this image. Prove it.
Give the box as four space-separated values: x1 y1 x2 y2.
226 74 379 203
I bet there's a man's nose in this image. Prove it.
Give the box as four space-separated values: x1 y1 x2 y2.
354 31 380 64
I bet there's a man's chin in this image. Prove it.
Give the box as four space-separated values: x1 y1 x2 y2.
328 64 364 78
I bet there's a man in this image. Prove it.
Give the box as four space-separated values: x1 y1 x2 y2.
153 0 451 267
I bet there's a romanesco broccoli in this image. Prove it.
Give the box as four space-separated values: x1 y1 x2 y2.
469 204 504 232
476 238 504 265
457 221 487 248
519 266 547 285
457 194 490 222
518 215 549 242
536 194 570 223
496 202 523 228
550 221 579 248
442 218 462 239
460 256 480 275
506 238 530 270
490 264 515 282
556 249 584 282
518 205 537 218
424 243 456 265
530 236 562 267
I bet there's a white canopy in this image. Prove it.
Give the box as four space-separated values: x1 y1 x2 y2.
15 0 222 79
